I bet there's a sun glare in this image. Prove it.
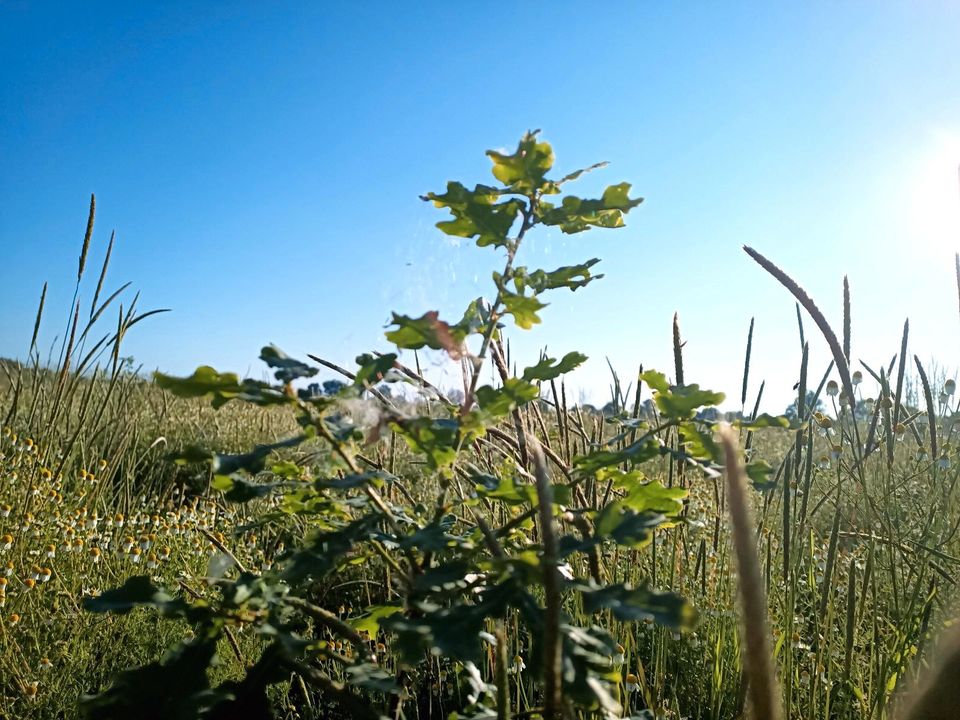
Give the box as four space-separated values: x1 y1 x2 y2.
907 131 960 255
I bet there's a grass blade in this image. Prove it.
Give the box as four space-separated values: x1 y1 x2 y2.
742 317 754 409
843 275 851 364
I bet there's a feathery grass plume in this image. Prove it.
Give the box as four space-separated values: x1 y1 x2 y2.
744 246 861 457
673 312 684 386
741 317 754 409
78 194 95 283
719 424 782 720
30 282 47 355
898 621 960 720
914 356 938 460
843 275 851 363
894 319 909 426
529 435 562 720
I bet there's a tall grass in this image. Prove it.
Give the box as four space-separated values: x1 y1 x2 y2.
2 207 960 719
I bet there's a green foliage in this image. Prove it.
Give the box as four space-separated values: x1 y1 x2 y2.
500 289 546 329
84 576 183 616
385 312 467 355
746 459 776 490
486 131 555 192
513 259 603 294
538 183 643 234
9 142 958 720
640 369 726 420
423 182 523 249
78 132 742 720
259 344 318 383
391 416 462 470
522 351 588 382
475 378 540 417
154 366 291 408
594 479 686 549
353 352 398 387
81 638 221 720
579 583 695 628
573 436 662 475
738 412 792 430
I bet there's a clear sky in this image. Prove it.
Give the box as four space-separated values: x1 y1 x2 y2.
3 2 960 412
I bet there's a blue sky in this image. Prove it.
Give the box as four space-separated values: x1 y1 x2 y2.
2 2 960 412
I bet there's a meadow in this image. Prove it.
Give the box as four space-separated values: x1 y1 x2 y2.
2 133 959 720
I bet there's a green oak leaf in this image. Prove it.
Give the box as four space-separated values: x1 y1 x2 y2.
513 259 603 294
501 290 546 329
385 312 466 357
579 583 696 629
522 351 588 382
475 378 540 417
486 131 555 192
422 182 522 249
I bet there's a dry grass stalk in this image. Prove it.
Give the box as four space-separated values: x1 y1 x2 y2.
899 621 960 720
720 424 782 720
744 246 861 457
529 436 563 720
843 275 851 363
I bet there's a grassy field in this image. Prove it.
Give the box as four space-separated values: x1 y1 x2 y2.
2 137 960 720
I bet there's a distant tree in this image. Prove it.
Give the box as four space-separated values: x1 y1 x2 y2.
322 379 347 396
784 391 824 419
696 407 719 422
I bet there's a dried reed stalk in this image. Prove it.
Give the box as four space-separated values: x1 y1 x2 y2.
899 621 960 720
530 436 562 720
720 425 782 720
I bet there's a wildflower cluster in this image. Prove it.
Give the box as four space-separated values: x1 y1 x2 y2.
0 426 275 707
